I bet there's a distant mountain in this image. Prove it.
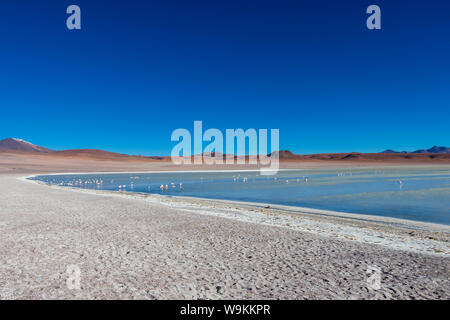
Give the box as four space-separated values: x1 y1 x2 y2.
381 149 407 154
0 138 52 152
270 150 302 159
381 146 450 154
413 146 450 154
0 138 169 161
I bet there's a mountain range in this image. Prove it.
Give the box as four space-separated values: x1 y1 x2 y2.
381 146 450 154
0 138 449 162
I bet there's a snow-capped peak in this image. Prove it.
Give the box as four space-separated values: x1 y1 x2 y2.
12 138 36 146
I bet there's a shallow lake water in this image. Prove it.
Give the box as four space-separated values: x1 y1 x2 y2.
30 166 450 225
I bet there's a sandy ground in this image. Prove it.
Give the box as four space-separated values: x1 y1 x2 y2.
0 156 449 299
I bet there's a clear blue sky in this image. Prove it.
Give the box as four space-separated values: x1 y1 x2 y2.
0 0 449 155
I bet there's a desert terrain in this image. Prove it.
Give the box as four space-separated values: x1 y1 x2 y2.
0 151 449 299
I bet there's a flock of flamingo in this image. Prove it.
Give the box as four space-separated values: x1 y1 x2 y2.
39 171 406 194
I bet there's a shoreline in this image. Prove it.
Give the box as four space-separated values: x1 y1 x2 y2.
20 168 302 176
22 173 450 230
16 163 450 176
22 168 450 230
22 174 450 257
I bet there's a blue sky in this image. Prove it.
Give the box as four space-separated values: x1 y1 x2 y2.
0 0 449 155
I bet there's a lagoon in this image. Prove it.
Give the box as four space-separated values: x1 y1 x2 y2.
30 166 450 225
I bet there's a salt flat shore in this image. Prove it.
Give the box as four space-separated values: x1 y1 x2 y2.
0 171 448 300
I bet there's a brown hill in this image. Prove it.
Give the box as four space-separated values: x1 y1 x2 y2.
0 138 52 153
50 149 169 161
